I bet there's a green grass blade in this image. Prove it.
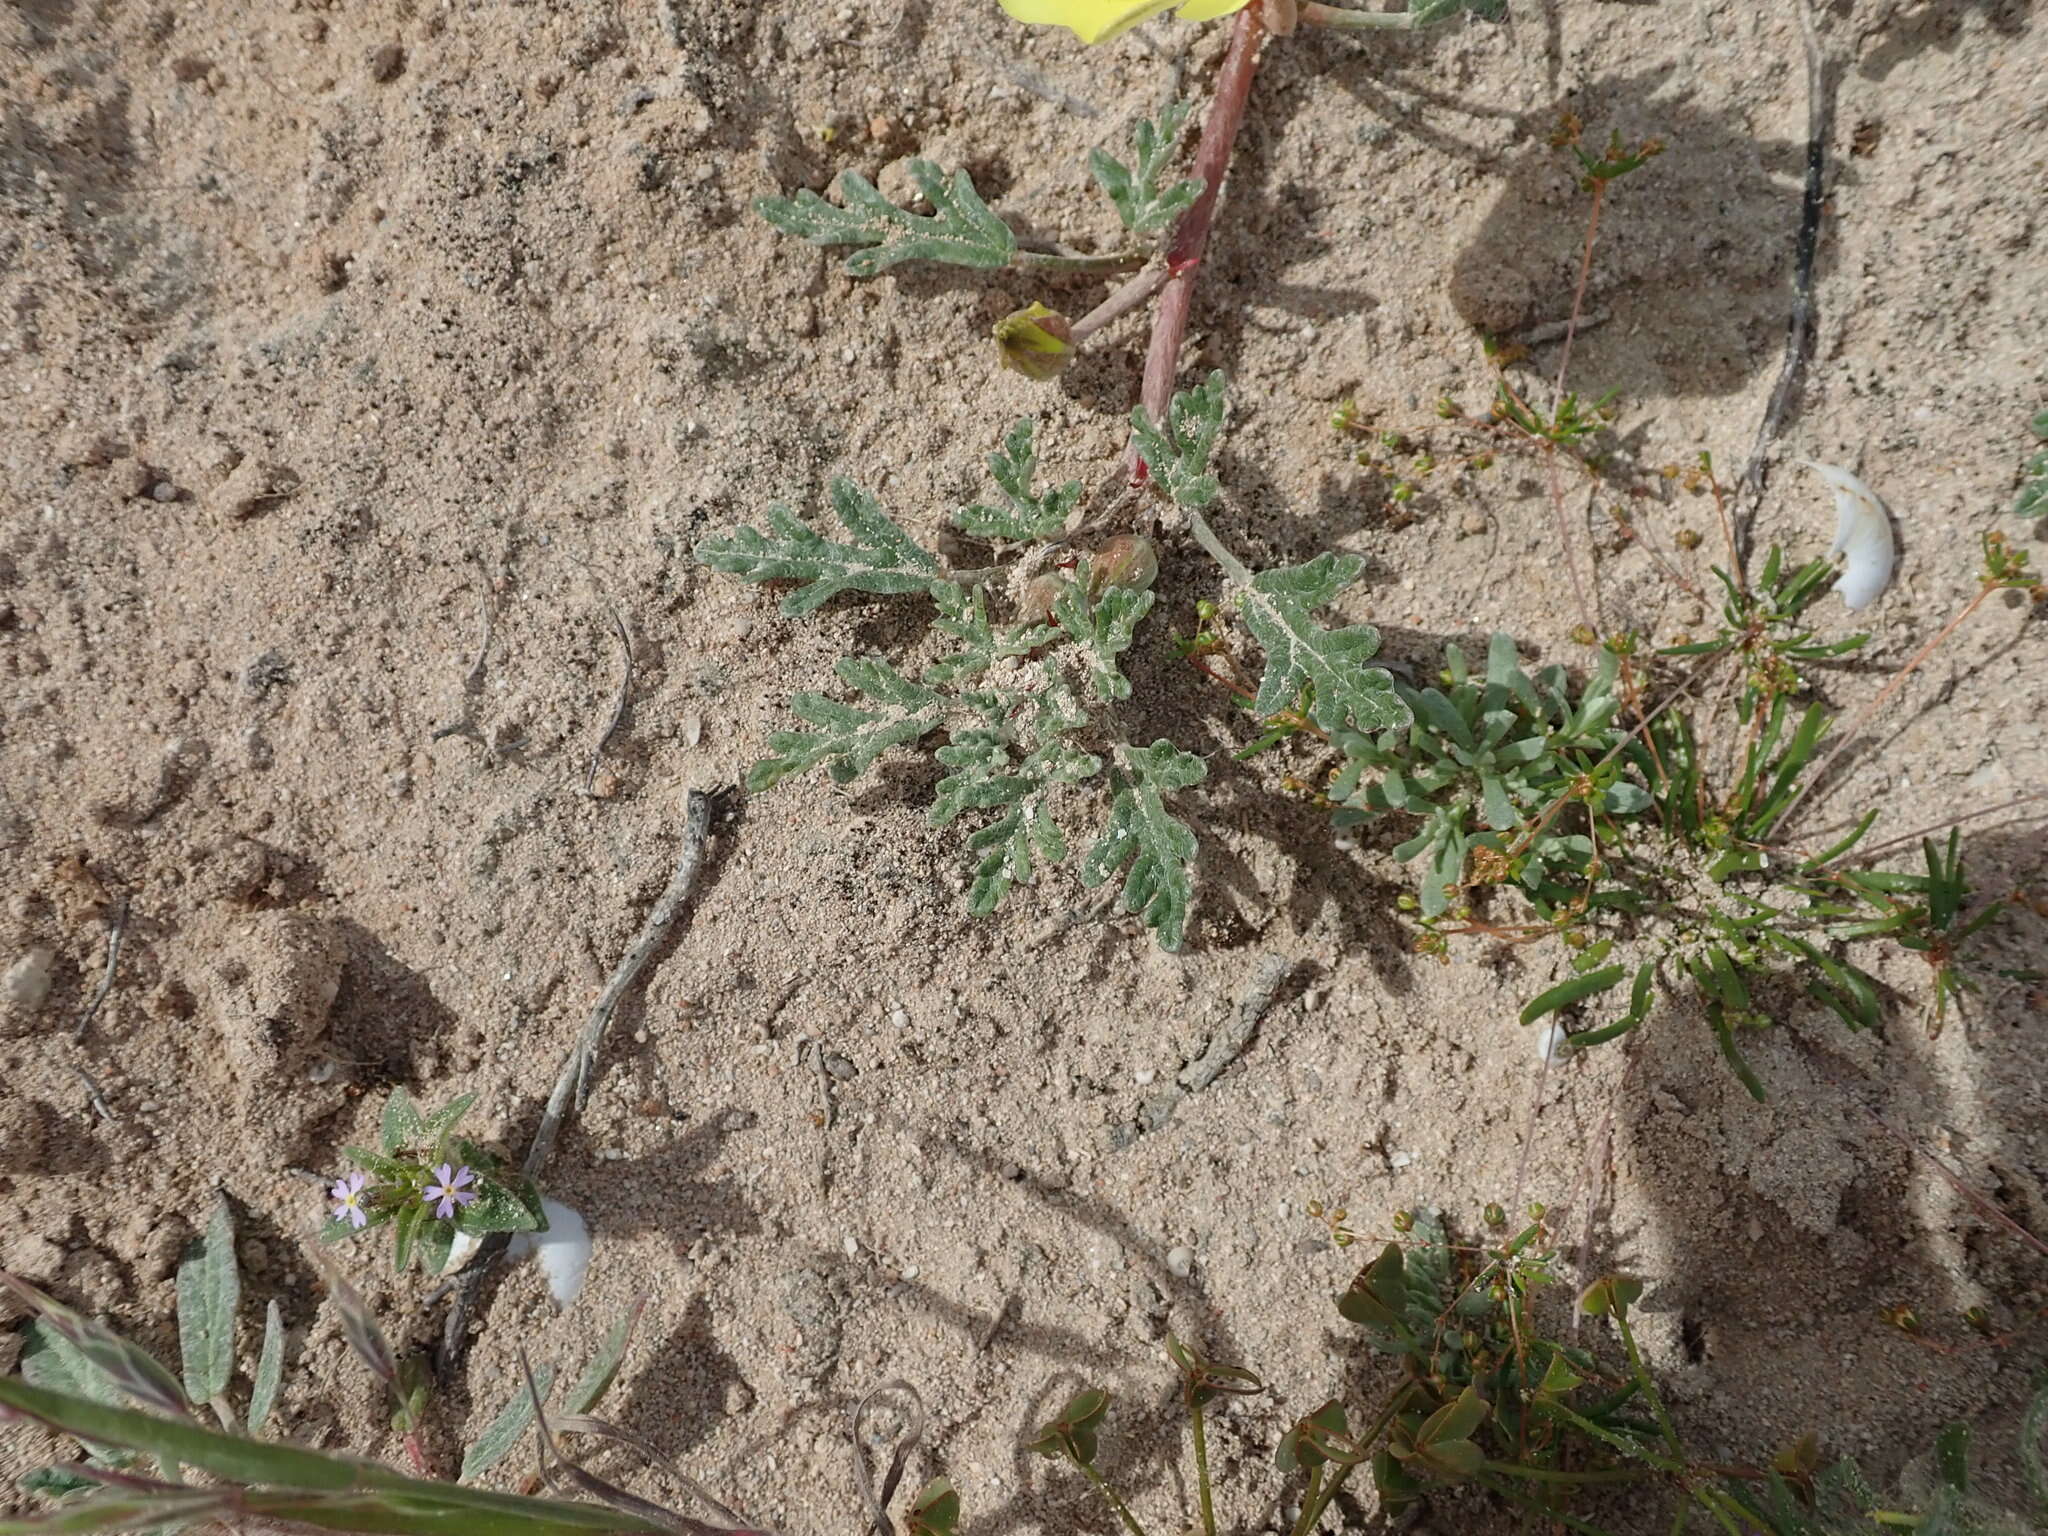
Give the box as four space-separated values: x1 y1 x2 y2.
0 1488 234 1534
176 1196 240 1407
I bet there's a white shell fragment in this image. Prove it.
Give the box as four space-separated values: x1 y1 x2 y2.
508 1198 592 1308
1800 460 1895 612
1536 1020 1571 1067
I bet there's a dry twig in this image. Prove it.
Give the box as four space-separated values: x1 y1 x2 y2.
73 891 131 1042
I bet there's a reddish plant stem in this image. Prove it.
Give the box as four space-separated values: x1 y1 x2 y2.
1128 4 1269 482
1071 263 1170 345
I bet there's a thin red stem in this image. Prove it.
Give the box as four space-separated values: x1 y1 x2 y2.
1128 5 1269 482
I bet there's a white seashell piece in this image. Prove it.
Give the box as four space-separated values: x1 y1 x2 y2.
1799 460 1894 612
508 1198 592 1308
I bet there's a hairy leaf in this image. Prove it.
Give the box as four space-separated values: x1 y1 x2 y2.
955 420 1081 543
1239 554 1407 733
933 722 1101 915
696 480 942 616
461 1364 554 1483
1089 102 1201 236
565 1299 647 1417
380 1088 425 1157
1051 579 1154 702
176 1195 240 1407
1130 369 1227 508
756 160 1016 275
750 658 947 791
1080 741 1206 950
926 583 1058 686
247 1301 285 1438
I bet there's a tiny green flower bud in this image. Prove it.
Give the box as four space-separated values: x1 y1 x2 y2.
1390 482 1415 504
1569 625 1597 647
994 302 1074 381
1391 1209 1414 1233
1674 527 1703 550
1526 1202 1546 1221
1483 1202 1506 1228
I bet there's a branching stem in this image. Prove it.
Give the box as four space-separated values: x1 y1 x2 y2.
1072 264 1172 345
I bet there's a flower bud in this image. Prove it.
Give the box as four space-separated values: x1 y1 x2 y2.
994 302 1074 381
1087 535 1159 595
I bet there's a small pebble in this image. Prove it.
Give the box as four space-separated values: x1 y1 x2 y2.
842 1235 860 1258
150 481 178 502
2 948 56 1011
1134 1067 1156 1086
1166 1245 1195 1278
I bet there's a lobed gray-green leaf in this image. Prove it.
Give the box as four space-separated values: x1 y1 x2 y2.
697 481 943 617
756 160 1016 275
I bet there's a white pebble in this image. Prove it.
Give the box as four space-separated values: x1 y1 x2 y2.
1536 1020 1571 1067
1134 1068 1156 1086
2 948 56 1011
1166 1245 1195 1278
842 1234 861 1258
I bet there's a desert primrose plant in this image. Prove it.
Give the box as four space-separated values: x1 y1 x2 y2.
0 1202 755 1534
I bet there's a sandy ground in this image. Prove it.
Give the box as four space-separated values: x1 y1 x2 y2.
3 1 2046 1531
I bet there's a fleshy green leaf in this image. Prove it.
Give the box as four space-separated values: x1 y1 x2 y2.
1130 369 1227 508
748 657 947 792
1089 101 1202 236
955 419 1081 543
175 1195 239 1407
908 1476 961 1536
756 160 1016 275
696 479 942 617
926 581 1058 686
1519 965 1627 1026
1050 579 1153 702
247 1301 285 1438
1238 554 1407 734
459 1364 554 1483
1079 741 1206 951
418 1213 458 1275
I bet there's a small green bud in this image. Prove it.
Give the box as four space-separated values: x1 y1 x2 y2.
1390 482 1415 504
1526 1202 1546 1221
1674 527 1703 550
1488 1283 1508 1304
994 303 1074 381
1569 625 1597 647
1306 1200 1324 1218
1391 1209 1414 1233
1483 1202 1506 1228
1435 395 1457 419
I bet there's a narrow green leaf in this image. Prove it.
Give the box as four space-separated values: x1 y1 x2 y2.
1079 741 1206 951
176 1195 240 1407
564 1298 647 1416
1934 1421 1970 1494
391 1202 423 1275
756 160 1016 274
460 1365 554 1482
0 1487 234 1534
247 1301 285 1438
1520 966 1626 1026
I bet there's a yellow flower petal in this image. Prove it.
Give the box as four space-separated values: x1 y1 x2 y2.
998 0 1250 44
997 0 1181 44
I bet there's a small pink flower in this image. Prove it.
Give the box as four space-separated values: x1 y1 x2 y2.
330 1171 370 1230
423 1164 477 1221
